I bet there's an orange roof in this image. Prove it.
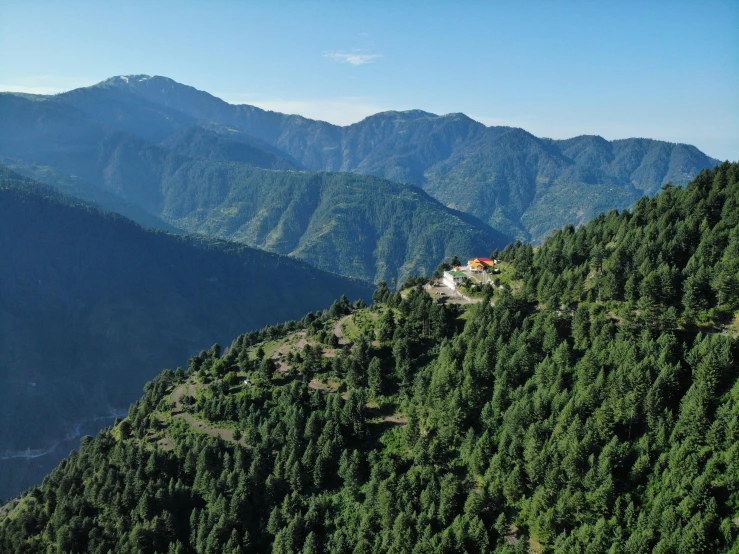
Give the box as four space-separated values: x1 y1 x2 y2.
469 257 495 266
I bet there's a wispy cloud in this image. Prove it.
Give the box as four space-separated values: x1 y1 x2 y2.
324 50 382 66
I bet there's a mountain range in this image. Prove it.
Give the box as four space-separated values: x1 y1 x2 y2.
0 75 723 499
0 75 719 270
91 75 721 240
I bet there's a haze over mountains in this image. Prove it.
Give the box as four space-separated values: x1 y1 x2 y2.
94 75 720 240
0 166 373 499
0 75 719 266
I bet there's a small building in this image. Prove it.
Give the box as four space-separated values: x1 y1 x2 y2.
467 257 496 272
443 270 467 290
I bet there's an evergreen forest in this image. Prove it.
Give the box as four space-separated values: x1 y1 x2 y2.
1 163 737 553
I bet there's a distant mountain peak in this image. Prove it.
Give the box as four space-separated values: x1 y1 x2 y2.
97 75 193 93
123 74 153 82
361 109 439 122
565 134 610 145
399 109 438 118
98 74 154 86
441 112 476 121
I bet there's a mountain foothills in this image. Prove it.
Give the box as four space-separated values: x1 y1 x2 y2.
0 166 373 500
81 75 719 241
2 163 737 553
0 89 508 283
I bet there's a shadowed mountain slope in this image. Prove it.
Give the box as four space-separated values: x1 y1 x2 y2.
158 125 301 170
0 166 372 499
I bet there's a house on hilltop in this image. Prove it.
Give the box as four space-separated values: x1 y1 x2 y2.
467 257 495 272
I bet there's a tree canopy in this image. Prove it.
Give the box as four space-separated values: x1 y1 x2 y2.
1 163 737 553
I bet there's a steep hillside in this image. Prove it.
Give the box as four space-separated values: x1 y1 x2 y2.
0 93 508 282
90 75 720 241
0 92 182 217
55 80 197 144
0 166 372 500
500 161 739 326
1 165 737 553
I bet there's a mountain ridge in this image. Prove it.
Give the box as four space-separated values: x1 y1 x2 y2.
89 75 722 241
1 76 719 244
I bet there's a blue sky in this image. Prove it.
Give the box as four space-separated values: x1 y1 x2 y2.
1 0 737 159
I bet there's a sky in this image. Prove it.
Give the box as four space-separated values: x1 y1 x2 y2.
1 0 737 160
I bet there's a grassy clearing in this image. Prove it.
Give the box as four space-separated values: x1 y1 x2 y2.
340 315 360 341
247 339 283 360
344 310 380 341
490 262 523 290
461 262 523 296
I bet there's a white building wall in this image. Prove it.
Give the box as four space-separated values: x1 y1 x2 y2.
443 271 464 290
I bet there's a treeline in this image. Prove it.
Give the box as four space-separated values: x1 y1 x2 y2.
1 164 737 553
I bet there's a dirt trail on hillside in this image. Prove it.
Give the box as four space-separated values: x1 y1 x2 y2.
333 314 353 345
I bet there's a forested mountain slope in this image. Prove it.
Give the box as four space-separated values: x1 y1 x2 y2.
0 92 507 283
2 164 736 553
157 165 506 283
89 74 720 241
0 154 181 233
0 166 372 500
500 161 739 328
